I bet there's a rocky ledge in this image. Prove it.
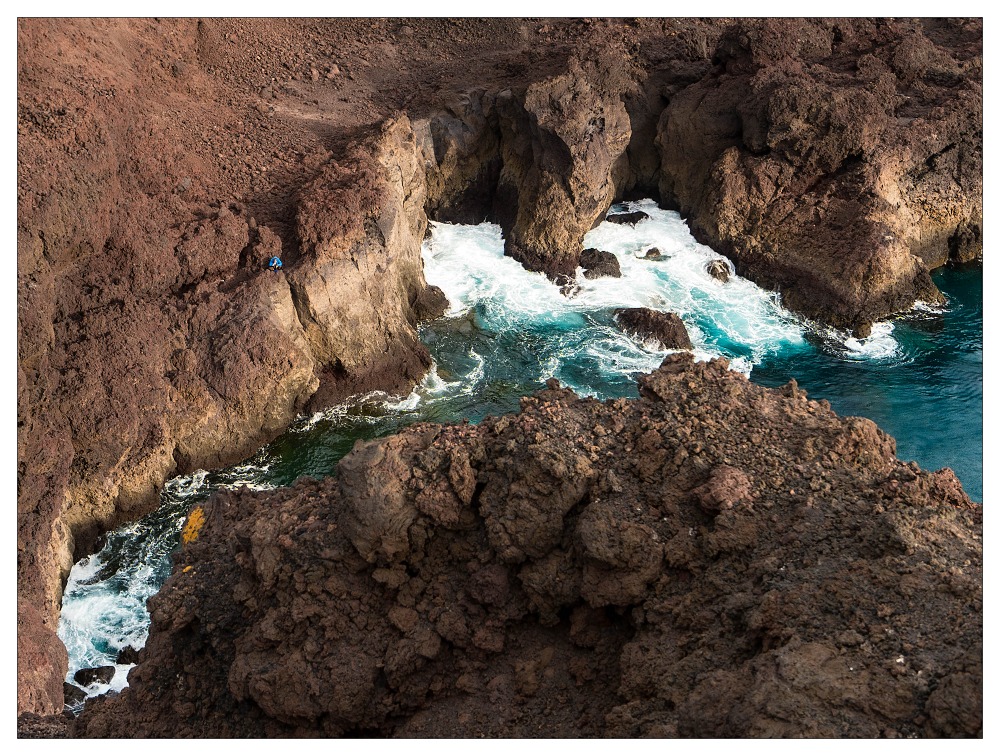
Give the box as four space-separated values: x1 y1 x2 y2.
74 355 982 738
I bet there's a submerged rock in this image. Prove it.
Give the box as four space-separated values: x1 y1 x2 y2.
605 210 650 226
614 308 693 350
73 666 115 687
72 355 982 738
554 274 581 298
580 248 622 279
643 247 663 260
706 259 730 283
63 683 87 707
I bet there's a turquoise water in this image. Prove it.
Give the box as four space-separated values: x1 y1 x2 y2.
753 266 982 503
57 201 983 699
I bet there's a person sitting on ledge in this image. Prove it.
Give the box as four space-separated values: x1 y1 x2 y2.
267 255 283 271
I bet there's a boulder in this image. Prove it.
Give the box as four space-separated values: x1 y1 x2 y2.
706 259 730 282
605 210 650 225
615 308 692 350
63 683 87 707
580 248 622 279
690 465 752 514
73 666 115 688
643 247 663 260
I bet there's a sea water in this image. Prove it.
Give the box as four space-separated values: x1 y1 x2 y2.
57 200 983 701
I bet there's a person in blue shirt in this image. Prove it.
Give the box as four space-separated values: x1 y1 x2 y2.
267 255 283 271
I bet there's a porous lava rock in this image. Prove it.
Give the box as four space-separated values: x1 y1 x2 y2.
74 355 982 738
495 49 633 278
615 308 693 350
17 17 981 718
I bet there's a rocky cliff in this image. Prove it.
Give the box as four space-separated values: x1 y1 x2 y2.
657 18 982 332
73 355 982 738
17 17 981 720
17 21 442 714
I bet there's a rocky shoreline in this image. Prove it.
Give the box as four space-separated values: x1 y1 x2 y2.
71 356 983 737
17 18 981 734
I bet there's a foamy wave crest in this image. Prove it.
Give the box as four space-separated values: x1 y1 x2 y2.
384 361 463 412
808 320 901 362
423 200 812 383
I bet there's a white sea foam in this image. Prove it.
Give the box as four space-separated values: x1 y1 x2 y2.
423 200 821 383
384 360 463 412
59 565 155 699
164 469 209 498
843 321 899 360
912 299 949 315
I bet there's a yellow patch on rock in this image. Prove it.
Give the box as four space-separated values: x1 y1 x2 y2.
181 506 205 545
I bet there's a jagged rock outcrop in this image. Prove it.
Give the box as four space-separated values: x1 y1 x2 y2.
656 18 982 331
493 50 634 277
17 23 442 715
74 356 981 738
289 115 436 409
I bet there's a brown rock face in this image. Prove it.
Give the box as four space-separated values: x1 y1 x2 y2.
656 18 982 331
289 116 435 409
495 51 633 278
615 308 693 350
74 356 981 738
16 22 441 714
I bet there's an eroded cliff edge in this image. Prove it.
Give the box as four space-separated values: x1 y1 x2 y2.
74 356 983 738
17 17 981 718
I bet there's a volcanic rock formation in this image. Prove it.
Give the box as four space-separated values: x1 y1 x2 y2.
73 356 982 738
17 17 982 719
656 18 982 330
